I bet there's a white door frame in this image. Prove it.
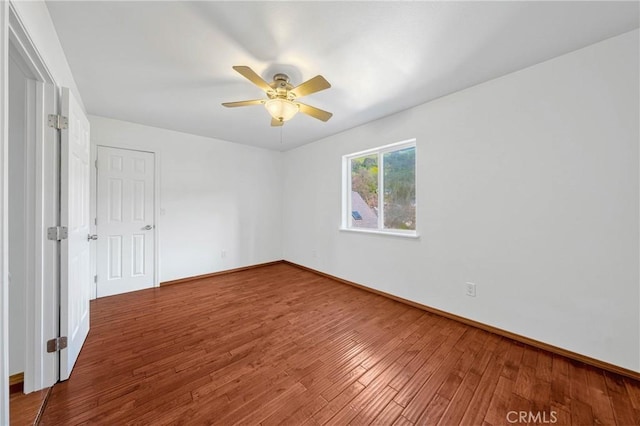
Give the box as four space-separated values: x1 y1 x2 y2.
1 2 59 422
91 144 161 298
0 0 10 422
3 1 59 406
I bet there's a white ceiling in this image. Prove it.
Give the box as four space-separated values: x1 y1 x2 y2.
46 1 639 151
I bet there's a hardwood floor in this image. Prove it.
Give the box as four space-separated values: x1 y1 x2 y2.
38 263 639 425
10 388 49 426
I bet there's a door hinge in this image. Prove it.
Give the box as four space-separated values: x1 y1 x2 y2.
48 114 68 130
94 275 98 283
47 226 68 241
46 336 68 353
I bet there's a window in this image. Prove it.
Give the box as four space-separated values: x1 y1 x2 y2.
343 139 417 236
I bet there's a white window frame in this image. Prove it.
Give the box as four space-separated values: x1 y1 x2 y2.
341 139 418 238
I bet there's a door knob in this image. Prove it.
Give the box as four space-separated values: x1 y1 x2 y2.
87 234 98 241
142 225 154 230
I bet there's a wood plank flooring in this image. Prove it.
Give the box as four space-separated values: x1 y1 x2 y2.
38 263 640 425
10 388 49 426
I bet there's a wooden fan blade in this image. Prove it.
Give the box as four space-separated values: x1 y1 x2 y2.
291 75 331 98
232 65 272 92
271 118 284 127
222 99 265 108
297 102 333 122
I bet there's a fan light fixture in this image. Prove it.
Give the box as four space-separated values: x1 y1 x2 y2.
222 66 332 127
265 98 299 122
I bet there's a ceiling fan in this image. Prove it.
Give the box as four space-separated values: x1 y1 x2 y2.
222 65 333 127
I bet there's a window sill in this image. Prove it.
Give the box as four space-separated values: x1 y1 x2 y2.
339 227 420 239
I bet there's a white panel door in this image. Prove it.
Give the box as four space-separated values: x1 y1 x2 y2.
97 146 155 298
60 87 91 380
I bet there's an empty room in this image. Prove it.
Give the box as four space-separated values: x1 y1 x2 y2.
1 1 639 425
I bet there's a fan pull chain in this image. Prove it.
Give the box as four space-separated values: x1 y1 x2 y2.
280 125 283 145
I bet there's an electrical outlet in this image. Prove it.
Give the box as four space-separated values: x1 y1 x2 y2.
465 282 477 297
221 249 227 259
312 250 318 258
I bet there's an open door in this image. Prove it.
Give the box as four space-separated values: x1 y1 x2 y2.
59 87 91 380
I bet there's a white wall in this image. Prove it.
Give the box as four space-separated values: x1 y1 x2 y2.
89 116 283 283
282 30 640 372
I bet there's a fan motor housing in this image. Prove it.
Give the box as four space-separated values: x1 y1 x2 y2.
273 73 290 83
271 73 293 98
